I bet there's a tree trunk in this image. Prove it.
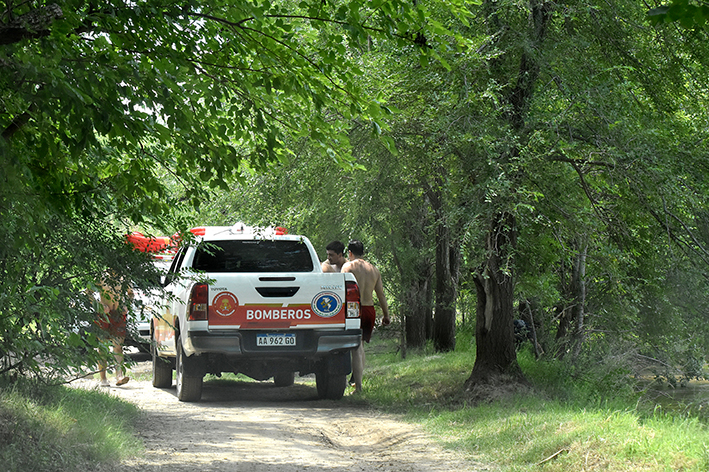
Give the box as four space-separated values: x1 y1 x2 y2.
554 237 588 360
405 275 431 349
391 193 434 350
433 210 460 352
426 174 460 352
554 305 571 359
520 297 543 358
424 277 434 341
569 239 588 362
463 0 550 388
465 212 524 387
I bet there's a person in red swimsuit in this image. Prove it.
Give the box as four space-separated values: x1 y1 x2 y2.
342 240 390 392
94 278 132 387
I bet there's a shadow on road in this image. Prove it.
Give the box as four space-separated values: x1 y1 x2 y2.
159 378 345 406
122 348 359 407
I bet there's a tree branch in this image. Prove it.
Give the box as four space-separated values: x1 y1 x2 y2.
2 109 33 140
645 203 709 266
550 154 617 169
568 159 610 225
0 4 63 45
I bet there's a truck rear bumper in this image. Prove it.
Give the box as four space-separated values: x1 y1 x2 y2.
185 329 362 356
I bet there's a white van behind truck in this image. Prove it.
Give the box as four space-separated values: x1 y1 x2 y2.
129 257 173 350
152 224 362 402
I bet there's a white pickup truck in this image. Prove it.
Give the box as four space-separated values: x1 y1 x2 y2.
151 224 362 402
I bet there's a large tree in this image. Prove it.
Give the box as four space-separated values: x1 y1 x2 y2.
463 0 709 387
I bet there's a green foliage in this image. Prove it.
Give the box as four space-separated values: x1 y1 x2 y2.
648 0 709 28
2 0 462 196
0 206 160 380
476 0 709 371
1 0 458 381
519 345 639 406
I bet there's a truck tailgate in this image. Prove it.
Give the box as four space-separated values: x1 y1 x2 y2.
206 273 348 329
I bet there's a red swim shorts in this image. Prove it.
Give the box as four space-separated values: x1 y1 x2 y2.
95 309 127 339
361 305 376 343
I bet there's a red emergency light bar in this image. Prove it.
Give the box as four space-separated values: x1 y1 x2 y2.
171 225 289 243
186 225 288 237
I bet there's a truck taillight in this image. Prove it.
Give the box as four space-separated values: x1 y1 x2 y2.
189 283 209 320
345 281 360 318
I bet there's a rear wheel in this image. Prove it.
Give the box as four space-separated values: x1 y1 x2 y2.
315 371 347 400
176 336 203 402
273 372 295 387
151 340 173 388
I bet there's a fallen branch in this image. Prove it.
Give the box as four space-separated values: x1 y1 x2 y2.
536 449 569 465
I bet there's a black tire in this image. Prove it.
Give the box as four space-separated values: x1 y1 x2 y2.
273 372 295 387
315 371 347 400
151 341 173 388
176 337 203 402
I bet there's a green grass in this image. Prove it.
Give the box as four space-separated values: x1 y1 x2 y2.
0 377 142 472
5 327 709 471
353 327 709 471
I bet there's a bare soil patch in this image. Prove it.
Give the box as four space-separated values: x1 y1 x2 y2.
78 354 481 472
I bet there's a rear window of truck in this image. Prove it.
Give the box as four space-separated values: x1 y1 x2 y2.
192 240 314 273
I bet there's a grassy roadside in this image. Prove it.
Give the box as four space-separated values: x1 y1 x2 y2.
0 377 142 472
3 325 709 471
353 327 709 471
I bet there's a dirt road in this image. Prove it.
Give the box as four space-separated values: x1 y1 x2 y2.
93 355 480 472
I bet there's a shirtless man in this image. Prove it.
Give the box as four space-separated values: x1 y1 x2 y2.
321 240 347 273
341 240 390 392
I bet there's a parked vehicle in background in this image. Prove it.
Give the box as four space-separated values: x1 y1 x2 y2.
152 223 362 402
128 257 173 351
125 233 176 352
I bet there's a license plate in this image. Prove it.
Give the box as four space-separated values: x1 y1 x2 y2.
256 333 296 347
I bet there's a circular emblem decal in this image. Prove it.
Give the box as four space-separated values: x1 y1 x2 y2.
312 291 342 318
213 292 238 317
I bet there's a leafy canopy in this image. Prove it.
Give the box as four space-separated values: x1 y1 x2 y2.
2 0 466 211
648 0 709 27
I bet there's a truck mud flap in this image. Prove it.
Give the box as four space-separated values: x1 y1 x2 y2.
325 350 352 375
182 353 207 377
